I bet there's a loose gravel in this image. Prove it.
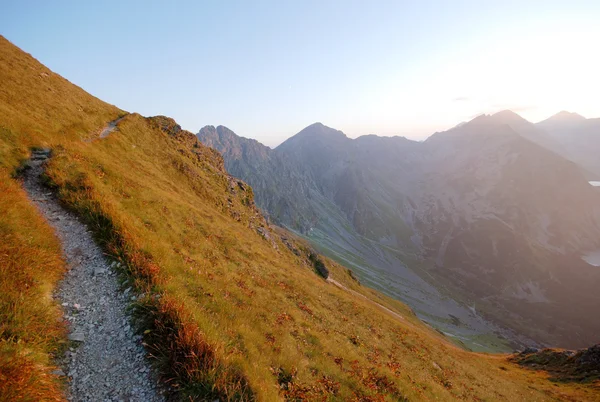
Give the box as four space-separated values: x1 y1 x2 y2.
22 149 165 402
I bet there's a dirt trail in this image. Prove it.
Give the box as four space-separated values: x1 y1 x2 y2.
99 116 126 139
327 277 405 322
22 147 164 402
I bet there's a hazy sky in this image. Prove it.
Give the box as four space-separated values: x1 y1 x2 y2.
2 0 599 147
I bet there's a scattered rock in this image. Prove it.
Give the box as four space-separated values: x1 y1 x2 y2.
576 344 600 367
30 148 51 160
94 267 107 276
68 332 86 342
520 347 539 355
512 344 600 383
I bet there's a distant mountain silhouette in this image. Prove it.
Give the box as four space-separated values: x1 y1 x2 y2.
535 112 600 177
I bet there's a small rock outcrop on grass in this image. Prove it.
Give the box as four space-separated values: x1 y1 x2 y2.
308 252 329 279
513 344 600 383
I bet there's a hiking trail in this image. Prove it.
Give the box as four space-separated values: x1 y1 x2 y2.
22 144 164 401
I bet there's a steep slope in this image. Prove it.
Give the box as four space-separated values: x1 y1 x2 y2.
475 110 566 157
199 114 600 350
0 35 121 401
421 118 600 347
22 147 164 401
198 125 328 232
6 35 600 401
199 124 514 353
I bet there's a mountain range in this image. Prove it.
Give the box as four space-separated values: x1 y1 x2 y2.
3 33 600 400
198 111 600 350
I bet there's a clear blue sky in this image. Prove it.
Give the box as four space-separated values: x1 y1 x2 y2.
2 0 599 146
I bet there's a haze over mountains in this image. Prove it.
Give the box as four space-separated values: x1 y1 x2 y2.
536 112 600 178
198 111 600 350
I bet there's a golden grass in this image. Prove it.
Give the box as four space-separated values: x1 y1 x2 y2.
0 173 66 402
0 35 599 401
0 35 120 401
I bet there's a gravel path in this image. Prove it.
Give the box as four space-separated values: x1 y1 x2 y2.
99 116 125 138
23 148 165 402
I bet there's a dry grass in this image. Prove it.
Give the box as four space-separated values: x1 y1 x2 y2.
1 35 599 401
0 35 120 401
0 174 66 402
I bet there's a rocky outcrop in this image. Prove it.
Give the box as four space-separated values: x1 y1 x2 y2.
198 124 326 233
513 344 600 383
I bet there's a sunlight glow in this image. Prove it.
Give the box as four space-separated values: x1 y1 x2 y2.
340 19 600 140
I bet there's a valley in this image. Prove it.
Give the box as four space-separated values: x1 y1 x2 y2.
305 225 514 353
198 114 600 352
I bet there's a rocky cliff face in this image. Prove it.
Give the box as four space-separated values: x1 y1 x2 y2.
198 124 334 232
198 114 600 348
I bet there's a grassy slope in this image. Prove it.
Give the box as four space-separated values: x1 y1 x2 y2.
0 36 598 401
0 36 120 401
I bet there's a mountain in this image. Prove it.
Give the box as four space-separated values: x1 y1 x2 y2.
535 112 600 178
199 112 600 350
3 35 599 400
421 116 600 346
198 124 326 231
198 125 507 353
537 111 586 130
474 110 566 156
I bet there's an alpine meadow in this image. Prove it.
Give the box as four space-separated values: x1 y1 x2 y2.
1 2 600 401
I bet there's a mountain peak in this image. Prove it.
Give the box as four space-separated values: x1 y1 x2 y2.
491 110 531 124
276 122 348 151
300 122 343 135
197 124 272 162
449 110 531 135
198 124 242 141
543 111 586 123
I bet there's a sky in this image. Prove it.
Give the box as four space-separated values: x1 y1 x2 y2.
2 0 600 147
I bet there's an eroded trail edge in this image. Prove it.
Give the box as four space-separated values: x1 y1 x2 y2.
23 148 164 402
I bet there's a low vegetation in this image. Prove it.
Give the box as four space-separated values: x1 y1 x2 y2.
0 172 66 401
1 35 599 400
0 35 119 401
512 347 600 385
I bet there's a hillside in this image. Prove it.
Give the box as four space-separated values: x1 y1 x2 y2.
198 114 600 351
198 124 514 354
198 125 325 232
1 35 600 401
